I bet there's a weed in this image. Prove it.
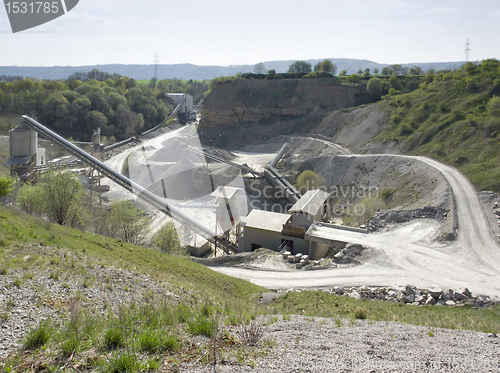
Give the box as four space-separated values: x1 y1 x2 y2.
23 322 51 350
106 352 142 373
103 327 126 350
355 307 367 320
0 266 7 275
13 277 22 288
240 319 264 346
427 331 434 337
186 316 215 338
335 318 342 327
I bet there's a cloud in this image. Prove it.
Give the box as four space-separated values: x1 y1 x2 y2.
491 9 500 17
424 7 460 15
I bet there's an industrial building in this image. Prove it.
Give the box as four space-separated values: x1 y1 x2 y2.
168 93 195 122
237 189 346 260
7 121 46 180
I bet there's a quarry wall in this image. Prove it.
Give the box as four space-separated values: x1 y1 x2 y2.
199 78 368 128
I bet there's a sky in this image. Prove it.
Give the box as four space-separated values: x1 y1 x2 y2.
1 0 499 67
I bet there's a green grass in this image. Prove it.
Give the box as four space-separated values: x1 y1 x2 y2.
23 322 52 350
372 60 500 192
271 291 500 333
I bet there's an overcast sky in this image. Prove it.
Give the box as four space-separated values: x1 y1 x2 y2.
1 0 499 67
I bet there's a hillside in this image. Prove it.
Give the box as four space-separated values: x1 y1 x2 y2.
372 60 500 192
0 59 466 81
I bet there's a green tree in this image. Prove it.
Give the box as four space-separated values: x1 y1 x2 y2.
488 96 500 116
363 68 371 77
315 59 337 75
347 74 360 84
0 175 14 199
408 66 422 75
153 221 184 254
267 69 277 79
339 70 347 77
373 68 379 75
109 200 149 245
253 62 266 74
37 168 87 226
295 170 325 193
357 69 363 75
367 77 383 100
288 61 312 74
16 183 44 216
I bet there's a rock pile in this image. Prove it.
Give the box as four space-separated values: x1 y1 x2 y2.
283 285 498 308
333 243 366 265
368 206 448 232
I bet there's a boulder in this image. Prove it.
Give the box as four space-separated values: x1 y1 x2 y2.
425 296 436 305
295 263 303 269
445 300 456 306
335 286 344 295
283 251 291 259
462 288 472 298
442 289 454 301
407 294 416 303
454 291 470 301
405 285 416 297
428 288 443 299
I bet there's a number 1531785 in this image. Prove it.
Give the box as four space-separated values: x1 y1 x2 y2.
5 2 60 14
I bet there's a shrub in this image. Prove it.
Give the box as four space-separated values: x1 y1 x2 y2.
186 316 215 338
240 319 264 346
24 322 51 349
104 327 126 350
379 187 394 200
107 352 142 373
488 96 500 116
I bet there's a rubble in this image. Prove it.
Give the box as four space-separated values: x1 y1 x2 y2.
367 206 449 232
281 284 499 308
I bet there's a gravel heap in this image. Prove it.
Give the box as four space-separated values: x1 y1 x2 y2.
368 206 448 232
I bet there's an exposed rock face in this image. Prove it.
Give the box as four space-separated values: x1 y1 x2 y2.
200 79 367 128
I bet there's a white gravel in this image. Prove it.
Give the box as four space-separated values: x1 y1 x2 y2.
183 315 500 373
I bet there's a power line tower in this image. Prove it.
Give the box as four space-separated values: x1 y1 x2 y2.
152 52 160 89
464 38 471 62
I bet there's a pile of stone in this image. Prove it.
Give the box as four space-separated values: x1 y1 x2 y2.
282 251 309 269
368 206 448 232
493 201 500 228
333 243 366 265
285 284 497 308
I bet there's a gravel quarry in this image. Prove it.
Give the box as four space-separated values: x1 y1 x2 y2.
99 122 500 302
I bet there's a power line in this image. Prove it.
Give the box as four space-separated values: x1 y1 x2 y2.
153 52 160 80
465 39 471 62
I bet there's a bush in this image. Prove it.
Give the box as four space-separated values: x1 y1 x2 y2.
153 222 184 254
295 170 325 194
0 175 14 198
379 187 394 200
104 327 126 350
488 96 500 116
186 316 215 338
24 322 51 350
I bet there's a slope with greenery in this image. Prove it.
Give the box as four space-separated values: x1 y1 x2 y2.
372 59 500 192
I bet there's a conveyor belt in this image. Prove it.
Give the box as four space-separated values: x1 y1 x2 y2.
21 115 237 252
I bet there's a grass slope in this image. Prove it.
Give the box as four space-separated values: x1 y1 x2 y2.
372 59 500 192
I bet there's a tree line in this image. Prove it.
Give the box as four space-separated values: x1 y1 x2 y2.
0 70 210 141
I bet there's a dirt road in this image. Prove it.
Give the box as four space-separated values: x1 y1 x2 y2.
211 155 500 298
